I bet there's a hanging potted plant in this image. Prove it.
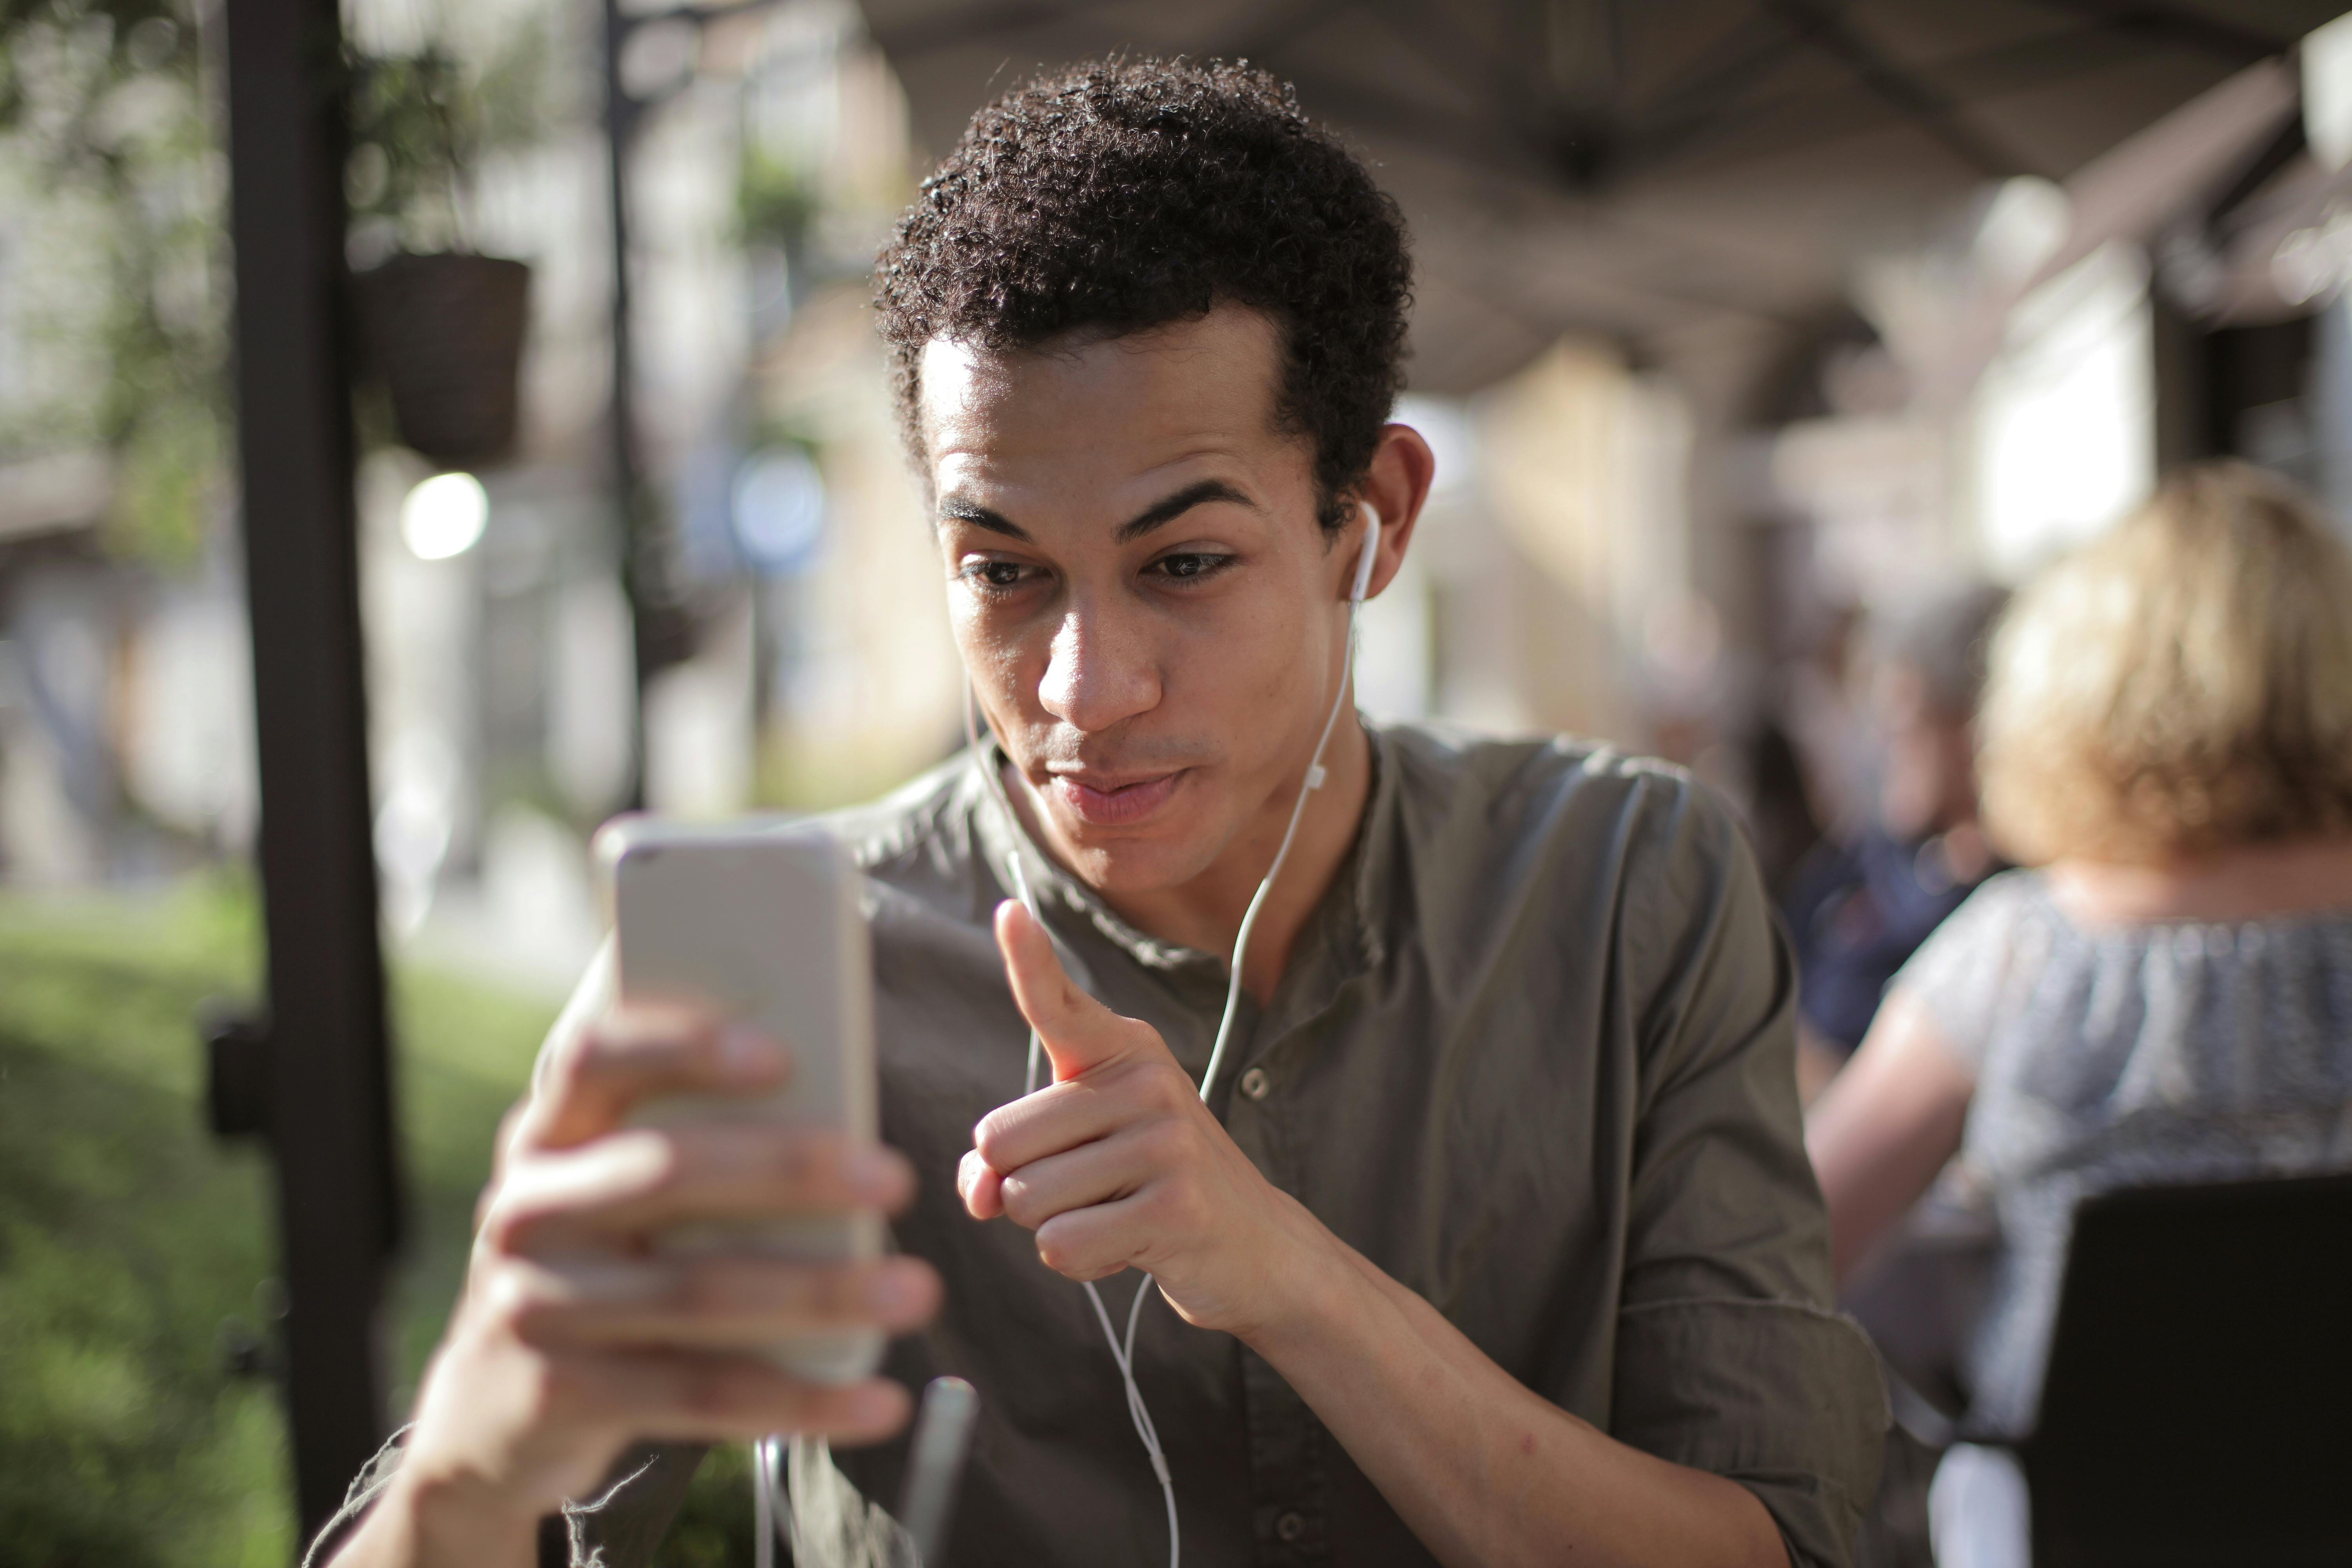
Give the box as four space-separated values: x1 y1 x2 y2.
347 44 532 470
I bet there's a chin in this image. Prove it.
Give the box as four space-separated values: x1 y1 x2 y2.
1042 795 1229 897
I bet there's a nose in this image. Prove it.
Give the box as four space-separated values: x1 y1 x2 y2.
1036 603 1160 733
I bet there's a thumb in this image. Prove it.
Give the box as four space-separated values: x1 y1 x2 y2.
995 900 1161 1083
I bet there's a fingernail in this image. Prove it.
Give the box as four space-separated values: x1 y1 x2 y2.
718 1025 784 1082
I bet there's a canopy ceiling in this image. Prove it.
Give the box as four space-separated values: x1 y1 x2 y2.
857 0 2350 395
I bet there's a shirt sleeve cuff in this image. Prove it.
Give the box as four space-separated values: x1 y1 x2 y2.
1611 1296 1889 1568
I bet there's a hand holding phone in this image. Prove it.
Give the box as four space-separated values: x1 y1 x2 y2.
321 827 932 1568
595 816 887 1385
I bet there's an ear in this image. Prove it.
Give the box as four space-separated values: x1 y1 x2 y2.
1349 424 1436 601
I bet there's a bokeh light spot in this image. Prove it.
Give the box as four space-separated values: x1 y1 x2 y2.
400 472 489 561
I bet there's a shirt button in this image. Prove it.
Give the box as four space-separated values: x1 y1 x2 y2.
1239 1067 1271 1101
1275 1510 1306 1542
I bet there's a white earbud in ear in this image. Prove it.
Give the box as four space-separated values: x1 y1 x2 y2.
1350 502 1383 604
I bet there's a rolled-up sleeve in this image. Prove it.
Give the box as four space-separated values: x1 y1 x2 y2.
1615 1298 1886 1566
1612 779 1888 1566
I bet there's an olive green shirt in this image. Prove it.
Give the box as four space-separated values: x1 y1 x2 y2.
313 722 1884 1568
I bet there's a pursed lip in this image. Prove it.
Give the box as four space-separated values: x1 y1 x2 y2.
1044 767 1188 826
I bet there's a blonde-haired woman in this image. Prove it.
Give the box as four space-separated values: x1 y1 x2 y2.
1807 462 2352 1558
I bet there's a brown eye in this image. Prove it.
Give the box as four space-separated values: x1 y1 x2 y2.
1151 552 1230 582
961 559 1033 591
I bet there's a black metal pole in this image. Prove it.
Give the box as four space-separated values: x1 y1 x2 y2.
604 0 655 808
220 0 403 1541
603 0 639 521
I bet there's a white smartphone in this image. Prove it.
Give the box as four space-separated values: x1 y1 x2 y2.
593 815 883 1386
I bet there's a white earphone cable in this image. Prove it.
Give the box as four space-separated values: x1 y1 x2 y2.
754 1435 783 1568
1195 612 1361 1110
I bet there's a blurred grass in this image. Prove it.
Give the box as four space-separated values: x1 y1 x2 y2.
0 875 752 1566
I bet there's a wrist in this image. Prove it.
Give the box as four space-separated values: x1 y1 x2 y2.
363 1462 547 1568
1234 1192 1370 1360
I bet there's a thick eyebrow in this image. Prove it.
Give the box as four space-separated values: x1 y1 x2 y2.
1113 479 1258 542
939 479 1259 546
937 498 1029 540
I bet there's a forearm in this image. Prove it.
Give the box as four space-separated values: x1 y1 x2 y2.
1805 990 1974 1282
1248 1214 1787 1568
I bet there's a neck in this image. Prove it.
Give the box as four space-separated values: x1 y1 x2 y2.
1005 710 1374 1004
2045 834 2352 926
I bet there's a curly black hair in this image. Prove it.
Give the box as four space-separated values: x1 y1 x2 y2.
873 58 1412 532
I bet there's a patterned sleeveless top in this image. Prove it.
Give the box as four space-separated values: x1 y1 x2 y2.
1893 869 2352 1436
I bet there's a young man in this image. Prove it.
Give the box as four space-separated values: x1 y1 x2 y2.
321 60 1882 1568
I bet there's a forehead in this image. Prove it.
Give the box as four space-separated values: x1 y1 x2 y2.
916 307 1298 497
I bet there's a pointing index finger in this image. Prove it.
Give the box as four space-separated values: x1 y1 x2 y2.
994 901 1153 1083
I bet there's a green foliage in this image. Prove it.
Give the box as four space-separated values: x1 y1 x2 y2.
0 0 559 572
0 0 227 571
110 396 218 571
343 44 485 256
0 878 284 1567
0 0 197 150
737 146 820 257
0 879 762 1564
661 1442 758 1567
343 18 559 258
345 46 473 250
377 945 556 1399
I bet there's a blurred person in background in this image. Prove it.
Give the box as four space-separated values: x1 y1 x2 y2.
1808 461 2352 1564
1782 583 2009 1102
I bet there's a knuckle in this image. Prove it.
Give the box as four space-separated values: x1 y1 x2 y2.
506 1298 560 1354
971 1116 1010 1169
807 1265 861 1319
551 1014 599 1073
506 1296 566 1349
997 1176 1036 1229
1033 1229 1071 1274
1139 1062 1192 1111
675 1259 743 1317
632 1131 689 1195
1136 1115 1190 1165
475 1265 536 1332
1034 1216 1105 1279
762 1129 829 1191
680 1357 739 1418
480 1196 538 1257
491 1102 530 1159
515 1356 572 1428
553 1019 610 1091
1147 1180 1208 1234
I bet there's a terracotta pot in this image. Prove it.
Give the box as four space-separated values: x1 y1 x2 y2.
354 252 531 468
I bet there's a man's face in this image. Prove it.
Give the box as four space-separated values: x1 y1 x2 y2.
919 306 1358 897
